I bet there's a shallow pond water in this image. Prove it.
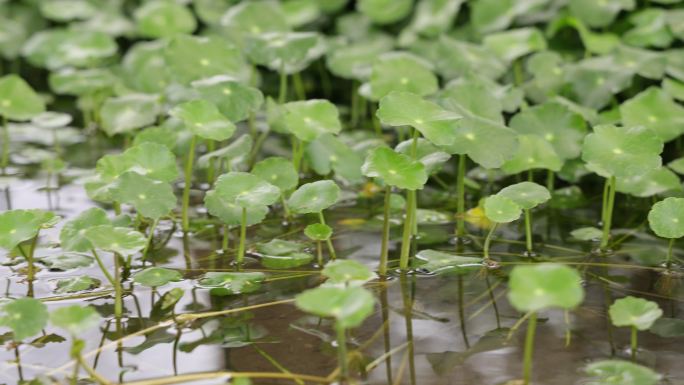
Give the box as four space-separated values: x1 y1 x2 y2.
1 175 682 385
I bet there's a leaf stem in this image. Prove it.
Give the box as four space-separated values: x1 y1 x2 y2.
483 223 498 262
524 209 533 254
666 238 674 269
456 154 466 238
336 324 348 381
319 211 337 260
278 65 288 104
142 219 159 261
91 248 122 319
237 207 247 267
1 116 9 173
399 190 415 271
379 186 391 276
600 176 616 251
522 311 538 385
181 135 197 233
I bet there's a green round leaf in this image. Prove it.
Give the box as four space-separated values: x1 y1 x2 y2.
483 27 547 63
648 197 684 239
282 99 342 142
501 134 563 174
111 172 176 220
357 0 413 25
252 157 299 192
84 225 147 255
620 87 684 143
295 286 375 328
60 207 111 252
192 76 264 122
304 223 332 241
609 296 663 330
204 190 268 226
440 117 519 169
368 53 439 100
170 99 236 141
50 305 101 335
288 180 341 214
483 195 522 223
100 94 160 137
507 263 585 312
260 252 313 269
413 250 483 275
134 0 197 38
584 360 661 385
245 31 324 74
38 253 94 271
616 167 681 198
255 239 305 256
497 182 551 210
0 75 46 121
133 267 182 287
197 272 265 296
361 146 427 190
322 260 375 285
0 298 48 341
306 134 364 184
54 276 100 294
581 124 663 178
0 209 58 251
210 172 280 208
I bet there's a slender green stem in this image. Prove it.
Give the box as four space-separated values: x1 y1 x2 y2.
483 223 498 261
379 186 391 276
350 80 359 127
181 135 197 232
335 325 348 381
292 137 304 174
319 211 337 260
206 140 216 185
278 68 288 104
456 154 466 238
546 170 554 193
522 312 538 385
142 219 159 260
292 73 306 100
631 326 638 361
222 225 229 253
316 241 323 267
666 238 675 269
91 249 122 318
399 189 416 271
237 207 247 267
280 194 291 220
524 209 533 253
113 202 121 216
600 176 616 250
0 116 9 174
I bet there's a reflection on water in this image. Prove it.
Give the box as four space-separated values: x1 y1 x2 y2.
0 180 683 385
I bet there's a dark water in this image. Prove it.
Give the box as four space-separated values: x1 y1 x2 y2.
1 177 683 385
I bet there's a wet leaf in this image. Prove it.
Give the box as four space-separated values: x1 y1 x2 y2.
0 75 46 121
507 263 584 312
620 87 684 143
54 276 100 294
322 260 375 285
197 272 265 296
255 239 305 256
413 250 482 274
497 182 550 210
361 146 427 190
85 225 147 255
483 195 522 223
261 252 313 269
38 253 94 271
295 286 375 328
288 180 340 214
0 298 48 341
304 223 332 241
609 296 662 330
584 360 660 385
133 267 182 287
171 99 236 141
134 0 196 38
50 305 101 335
368 53 439 100
111 172 176 220
570 227 603 241
100 94 160 137
0 209 58 251
581 124 663 179
648 197 684 239
282 99 341 142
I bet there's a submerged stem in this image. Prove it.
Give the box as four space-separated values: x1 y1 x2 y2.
522 312 538 385
600 176 616 251
237 207 247 267
399 189 416 271
181 135 197 233
379 186 391 276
